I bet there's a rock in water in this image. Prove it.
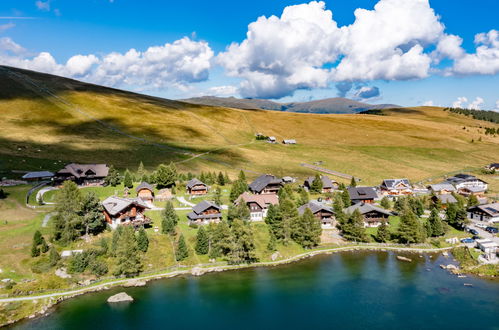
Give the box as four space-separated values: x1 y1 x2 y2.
396 256 412 262
107 292 134 303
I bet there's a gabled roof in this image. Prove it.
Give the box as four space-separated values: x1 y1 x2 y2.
57 163 109 178
192 200 221 215
283 139 296 144
236 192 279 209
460 186 486 193
445 173 487 185
344 202 393 216
468 203 499 217
249 174 282 193
381 179 412 189
298 201 335 215
488 163 499 169
428 183 456 192
22 171 54 179
102 196 149 216
186 178 206 189
135 182 154 193
347 186 378 200
305 175 336 189
434 194 458 204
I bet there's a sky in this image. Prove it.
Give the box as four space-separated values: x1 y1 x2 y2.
0 0 498 109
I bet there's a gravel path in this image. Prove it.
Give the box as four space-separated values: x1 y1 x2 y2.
176 196 195 207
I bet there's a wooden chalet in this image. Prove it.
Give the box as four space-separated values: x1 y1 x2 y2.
485 163 499 172
304 175 338 193
102 196 151 229
155 188 172 201
136 182 154 201
235 192 279 221
458 186 486 197
379 179 413 196
249 174 283 195
187 200 222 225
427 183 456 195
444 174 488 191
431 194 458 208
347 186 378 205
344 202 393 227
54 163 109 186
298 201 335 227
467 203 499 224
186 178 208 195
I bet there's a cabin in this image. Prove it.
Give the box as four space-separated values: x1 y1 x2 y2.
249 174 283 195
235 192 279 221
282 139 297 145
54 163 109 186
485 163 499 172
267 136 276 144
304 175 338 193
21 171 54 182
344 202 393 227
186 178 208 195
282 176 296 184
298 201 335 228
155 188 172 201
379 179 413 196
458 186 486 197
347 186 378 205
431 194 458 208
444 174 488 191
467 203 499 223
427 183 456 195
136 182 154 201
102 196 151 229
475 239 498 258
187 201 222 225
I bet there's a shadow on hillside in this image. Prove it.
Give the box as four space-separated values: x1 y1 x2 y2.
386 108 422 114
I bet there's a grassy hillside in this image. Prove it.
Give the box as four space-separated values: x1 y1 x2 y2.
1 65 499 186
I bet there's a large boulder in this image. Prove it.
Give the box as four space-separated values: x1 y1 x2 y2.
191 267 205 276
107 292 134 303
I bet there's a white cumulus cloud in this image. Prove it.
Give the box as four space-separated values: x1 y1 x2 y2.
468 97 484 110
422 100 434 106
452 96 467 108
451 30 499 75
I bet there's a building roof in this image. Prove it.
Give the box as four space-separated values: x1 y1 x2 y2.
283 139 296 144
487 163 499 169
381 178 412 190
344 202 393 217
428 183 456 192
249 174 282 193
102 196 149 216
21 171 54 179
347 186 378 200
192 200 221 215
305 175 336 189
468 203 499 217
435 194 458 204
445 173 487 185
135 182 154 193
460 186 486 193
57 163 109 178
186 178 206 190
236 192 279 209
298 201 335 215
268 136 276 141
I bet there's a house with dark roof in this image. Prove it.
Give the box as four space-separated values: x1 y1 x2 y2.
379 179 413 196
431 194 458 208
427 183 456 195
55 163 109 185
304 175 338 193
186 178 208 195
444 174 488 191
187 200 222 225
249 174 283 195
486 163 499 172
282 139 297 144
298 201 335 227
235 192 279 221
458 185 486 197
347 186 378 205
467 203 499 223
136 182 154 201
267 136 276 143
22 171 54 181
344 202 393 227
102 196 151 229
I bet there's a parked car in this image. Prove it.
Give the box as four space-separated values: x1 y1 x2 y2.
460 238 474 243
475 223 487 229
472 235 482 240
485 227 499 234
469 229 479 235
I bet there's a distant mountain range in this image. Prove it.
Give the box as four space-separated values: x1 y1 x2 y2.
181 96 400 114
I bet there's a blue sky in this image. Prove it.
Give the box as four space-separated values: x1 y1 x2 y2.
1 0 498 108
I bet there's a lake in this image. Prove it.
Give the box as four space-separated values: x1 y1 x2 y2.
12 251 499 330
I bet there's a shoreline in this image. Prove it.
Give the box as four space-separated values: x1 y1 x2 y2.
0 244 481 327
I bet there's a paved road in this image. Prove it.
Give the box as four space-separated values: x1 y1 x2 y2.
41 212 55 227
36 187 57 205
176 196 195 207
467 220 499 244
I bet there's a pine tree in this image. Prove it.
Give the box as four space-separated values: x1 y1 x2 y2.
350 177 357 187
467 194 479 208
49 246 60 266
161 201 179 235
427 208 445 237
298 188 309 206
380 196 391 209
229 179 248 202
237 170 246 182
376 221 390 243
30 240 40 257
224 172 231 184
341 209 368 242
217 172 225 186
155 163 177 189
265 204 283 239
33 230 43 246
79 192 105 237
279 198 297 243
267 230 277 251
291 208 322 248
123 169 133 189
40 237 49 253
137 227 149 252
195 226 209 255
214 186 222 206
227 219 257 264
341 189 351 207
333 194 347 226
114 226 142 277
137 161 145 180
0 188 6 199
52 181 83 244
111 226 123 256
310 174 323 194
175 234 189 261
105 165 121 187
209 221 232 258
397 208 424 244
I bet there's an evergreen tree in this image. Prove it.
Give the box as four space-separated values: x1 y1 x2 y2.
291 208 322 248
161 201 179 235
40 237 49 253
265 204 283 240
310 174 323 194
52 181 82 244
155 163 178 189
397 208 424 244
224 172 231 184
229 179 248 202
341 189 351 207
427 208 445 237
0 188 6 199
110 226 123 256
375 221 390 243
30 240 40 257
380 196 391 209
114 226 142 277
445 203 458 227
237 170 246 182
394 197 408 213
467 194 479 208
199 172 206 183
104 165 121 187
341 209 368 242
123 169 133 189
214 186 222 206
267 230 277 251
279 198 298 243
333 194 347 226
187 172 194 180
298 187 309 206
137 227 149 252
175 234 189 261
33 230 43 246
217 172 225 186
195 226 209 255
137 161 146 180
227 219 257 264
209 221 232 258
350 177 357 187
79 192 105 237
49 246 60 266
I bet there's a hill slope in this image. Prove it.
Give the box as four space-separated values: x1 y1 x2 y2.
181 95 399 114
0 65 498 185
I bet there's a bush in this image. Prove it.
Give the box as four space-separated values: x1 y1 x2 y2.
31 257 53 274
89 259 109 276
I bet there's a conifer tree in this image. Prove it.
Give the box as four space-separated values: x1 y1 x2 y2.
176 234 189 261
214 186 222 206
227 219 257 264
155 163 177 189
123 169 133 189
224 172 231 184
137 227 149 252
217 172 225 186
267 230 277 251
49 246 60 266
310 174 323 194
161 201 179 235
341 189 351 207
110 226 123 256
298 187 309 206
114 226 142 277
195 226 209 255
40 237 49 253
350 177 357 187
33 230 43 246
467 194 479 208
105 165 121 187
291 208 322 248
79 192 104 237
30 240 40 257
52 181 83 244
380 196 391 209
376 221 390 243
137 161 145 180
279 198 297 243
265 204 283 239
427 207 445 237
397 208 424 244
341 209 368 242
